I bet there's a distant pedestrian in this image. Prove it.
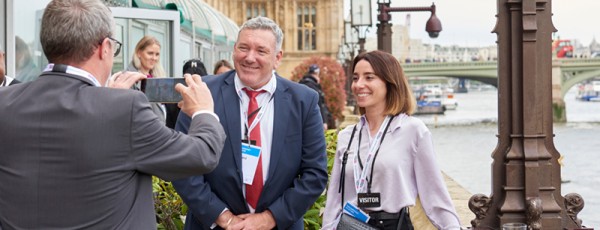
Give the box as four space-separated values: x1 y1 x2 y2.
164 59 209 129
213 59 233 75
127 35 167 122
299 64 331 130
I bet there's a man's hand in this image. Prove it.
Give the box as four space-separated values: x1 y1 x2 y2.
108 71 146 89
229 210 276 230
176 74 214 116
216 210 244 230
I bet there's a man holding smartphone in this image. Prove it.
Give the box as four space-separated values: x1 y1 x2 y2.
0 0 225 229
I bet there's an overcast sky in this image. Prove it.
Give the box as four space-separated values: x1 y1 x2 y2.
345 0 600 47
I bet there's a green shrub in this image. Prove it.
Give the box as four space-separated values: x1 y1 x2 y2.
153 177 186 230
304 129 338 230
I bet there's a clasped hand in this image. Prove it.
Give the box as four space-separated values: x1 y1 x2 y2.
222 210 276 230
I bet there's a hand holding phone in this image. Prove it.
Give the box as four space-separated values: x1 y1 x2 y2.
175 74 214 116
108 71 146 89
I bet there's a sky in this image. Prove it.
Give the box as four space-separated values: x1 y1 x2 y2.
345 0 600 47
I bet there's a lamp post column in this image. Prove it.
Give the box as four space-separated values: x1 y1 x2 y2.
376 20 392 53
468 0 585 229
358 38 367 54
377 2 392 53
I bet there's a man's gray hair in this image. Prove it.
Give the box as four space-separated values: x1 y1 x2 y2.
239 16 284 52
40 0 114 64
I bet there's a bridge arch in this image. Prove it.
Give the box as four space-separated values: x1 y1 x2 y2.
403 61 498 87
560 69 600 98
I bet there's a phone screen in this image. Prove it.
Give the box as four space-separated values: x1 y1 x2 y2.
140 78 186 103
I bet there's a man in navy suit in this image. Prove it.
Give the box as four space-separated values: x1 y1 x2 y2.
173 16 328 230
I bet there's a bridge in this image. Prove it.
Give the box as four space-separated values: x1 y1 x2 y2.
401 58 600 121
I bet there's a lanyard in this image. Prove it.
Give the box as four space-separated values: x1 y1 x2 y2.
352 115 393 193
238 89 274 141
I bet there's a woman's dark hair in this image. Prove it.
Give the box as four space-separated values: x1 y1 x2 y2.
351 50 415 115
182 59 207 76
213 59 233 75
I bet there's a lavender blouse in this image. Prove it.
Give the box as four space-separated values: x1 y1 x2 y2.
322 114 461 229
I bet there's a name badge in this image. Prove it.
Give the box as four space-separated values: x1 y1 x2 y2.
343 202 370 223
241 142 261 185
357 193 381 208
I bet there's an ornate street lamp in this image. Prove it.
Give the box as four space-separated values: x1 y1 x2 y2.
376 0 442 53
351 0 372 54
342 18 360 106
344 19 359 55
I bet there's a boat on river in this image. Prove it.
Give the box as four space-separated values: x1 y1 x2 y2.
414 87 446 115
576 81 600 102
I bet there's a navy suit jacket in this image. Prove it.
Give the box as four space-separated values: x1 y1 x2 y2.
173 71 328 230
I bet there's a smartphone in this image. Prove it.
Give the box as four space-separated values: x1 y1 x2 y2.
140 78 186 103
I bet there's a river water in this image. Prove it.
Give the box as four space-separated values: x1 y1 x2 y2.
414 88 600 228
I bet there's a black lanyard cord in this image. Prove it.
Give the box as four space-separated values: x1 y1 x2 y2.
242 95 274 141
356 116 394 193
338 124 357 208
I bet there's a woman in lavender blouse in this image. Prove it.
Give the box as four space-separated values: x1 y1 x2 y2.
322 50 461 230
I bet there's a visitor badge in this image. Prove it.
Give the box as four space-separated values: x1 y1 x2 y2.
241 142 261 185
357 193 381 208
343 201 370 223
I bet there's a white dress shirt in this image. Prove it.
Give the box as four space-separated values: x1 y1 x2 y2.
234 72 277 212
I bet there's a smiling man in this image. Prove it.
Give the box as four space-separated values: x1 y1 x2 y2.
173 16 328 230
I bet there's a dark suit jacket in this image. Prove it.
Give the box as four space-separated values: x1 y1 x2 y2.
173 71 328 230
0 70 226 229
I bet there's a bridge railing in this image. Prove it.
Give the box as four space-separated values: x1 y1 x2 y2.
402 61 497 70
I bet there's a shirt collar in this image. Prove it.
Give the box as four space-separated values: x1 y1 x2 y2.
359 113 408 133
234 71 277 96
43 63 103 87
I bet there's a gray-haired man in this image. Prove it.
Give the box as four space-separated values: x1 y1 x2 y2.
173 16 328 230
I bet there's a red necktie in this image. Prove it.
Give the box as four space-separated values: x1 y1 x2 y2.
243 88 265 209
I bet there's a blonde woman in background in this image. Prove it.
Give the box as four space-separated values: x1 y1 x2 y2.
128 35 165 78
127 35 167 122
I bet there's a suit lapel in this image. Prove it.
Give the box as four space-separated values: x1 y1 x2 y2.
266 77 290 181
221 74 244 181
